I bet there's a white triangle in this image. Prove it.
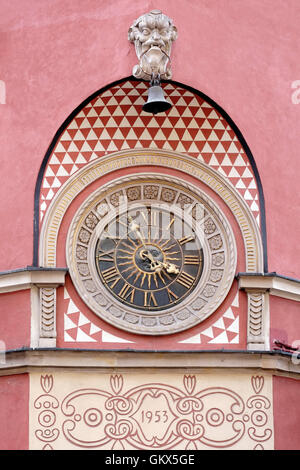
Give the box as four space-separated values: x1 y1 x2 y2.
234 154 246 166
76 328 96 342
139 129 152 140
106 117 118 127
221 155 233 166
107 141 118 151
43 178 50 188
230 334 239 344
64 314 77 331
208 130 219 141
213 317 225 330
67 119 78 129
227 142 239 153
49 154 60 165
46 189 54 200
179 334 201 344
223 307 235 319
75 154 87 164
242 167 253 178
80 118 92 129
182 130 193 141
62 153 74 164
101 330 134 343
64 288 70 300
67 141 80 152
45 166 55 177
60 130 72 141
86 108 99 117
73 130 86 141
188 142 200 153
202 142 213 153
126 128 138 139
187 118 199 129
94 141 105 151
67 299 79 314
214 142 226 153
51 177 61 188
112 105 125 116
94 118 104 128
202 119 212 129
86 129 98 140
214 120 226 130
93 97 105 107
226 317 239 333
64 332 75 342
251 200 259 211
209 154 219 165
228 167 240 178
248 179 257 189
70 164 79 175
194 108 206 118
231 292 239 308
221 130 233 141
126 106 138 116
168 129 180 141
99 129 111 140
89 323 101 335
244 189 253 200
236 178 246 189
200 326 214 338
148 117 160 127
194 130 206 141
78 313 90 326
209 330 228 344
208 110 219 119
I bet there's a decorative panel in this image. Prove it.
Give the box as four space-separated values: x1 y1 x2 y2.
29 370 273 450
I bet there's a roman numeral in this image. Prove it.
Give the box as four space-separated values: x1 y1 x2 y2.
96 249 115 262
166 287 178 302
184 255 199 265
178 236 194 246
118 283 135 303
144 291 158 308
176 271 195 289
101 266 120 288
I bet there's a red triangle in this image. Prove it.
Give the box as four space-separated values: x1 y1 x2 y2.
227 331 239 343
65 327 78 341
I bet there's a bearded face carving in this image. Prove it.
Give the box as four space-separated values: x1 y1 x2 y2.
128 10 177 81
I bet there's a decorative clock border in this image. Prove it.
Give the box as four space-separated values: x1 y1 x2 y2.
66 174 237 335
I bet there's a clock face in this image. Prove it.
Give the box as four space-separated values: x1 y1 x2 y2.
95 206 203 311
67 174 237 335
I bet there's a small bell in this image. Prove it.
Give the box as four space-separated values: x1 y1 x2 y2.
142 75 172 114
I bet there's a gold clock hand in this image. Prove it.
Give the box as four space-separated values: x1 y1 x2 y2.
140 249 180 275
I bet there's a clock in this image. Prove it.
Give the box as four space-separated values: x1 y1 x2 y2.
67 174 236 335
95 205 203 312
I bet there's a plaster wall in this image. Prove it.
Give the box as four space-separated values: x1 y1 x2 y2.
0 0 300 279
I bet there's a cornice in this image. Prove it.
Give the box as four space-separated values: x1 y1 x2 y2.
0 348 299 377
0 267 67 293
238 272 300 302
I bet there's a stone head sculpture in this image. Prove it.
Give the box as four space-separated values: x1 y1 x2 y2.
128 9 177 81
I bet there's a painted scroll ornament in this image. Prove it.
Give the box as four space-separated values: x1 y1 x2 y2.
128 9 177 81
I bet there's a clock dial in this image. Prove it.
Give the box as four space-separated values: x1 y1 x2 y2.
95 206 203 311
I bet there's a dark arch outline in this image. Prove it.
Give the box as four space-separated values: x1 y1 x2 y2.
33 75 268 272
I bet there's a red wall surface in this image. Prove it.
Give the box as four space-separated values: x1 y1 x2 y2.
0 374 29 449
1 0 300 280
0 290 31 350
273 375 300 450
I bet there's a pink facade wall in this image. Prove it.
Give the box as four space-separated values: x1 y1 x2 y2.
1 0 300 279
0 374 29 449
0 290 31 350
273 376 300 450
